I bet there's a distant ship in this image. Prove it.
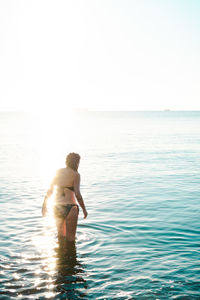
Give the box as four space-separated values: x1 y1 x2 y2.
164 109 171 111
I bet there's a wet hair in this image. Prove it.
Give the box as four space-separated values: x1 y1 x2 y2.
66 153 81 171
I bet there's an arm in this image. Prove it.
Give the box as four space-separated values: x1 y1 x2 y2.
74 173 88 219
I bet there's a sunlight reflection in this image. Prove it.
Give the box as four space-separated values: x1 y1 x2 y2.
45 195 55 224
32 197 56 273
13 273 20 280
32 213 87 298
30 109 88 298
34 278 40 287
44 292 56 299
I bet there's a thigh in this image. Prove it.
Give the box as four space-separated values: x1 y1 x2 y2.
65 206 79 241
55 217 65 236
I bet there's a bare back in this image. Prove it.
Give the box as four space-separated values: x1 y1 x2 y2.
54 167 78 205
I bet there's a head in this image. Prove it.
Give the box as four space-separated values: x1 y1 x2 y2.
65 152 81 171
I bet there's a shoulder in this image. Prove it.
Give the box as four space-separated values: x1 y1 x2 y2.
55 168 64 176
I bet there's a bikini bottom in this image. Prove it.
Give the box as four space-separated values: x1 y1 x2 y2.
54 204 79 219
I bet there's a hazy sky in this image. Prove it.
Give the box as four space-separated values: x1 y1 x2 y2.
0 0 200 111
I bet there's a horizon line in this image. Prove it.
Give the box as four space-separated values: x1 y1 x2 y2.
1 109 200 113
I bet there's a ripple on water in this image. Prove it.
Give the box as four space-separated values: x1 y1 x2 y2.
1 112 200 298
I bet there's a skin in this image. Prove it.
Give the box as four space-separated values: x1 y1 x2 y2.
42 162 88 241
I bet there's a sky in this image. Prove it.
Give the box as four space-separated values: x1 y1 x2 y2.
0 0 200 111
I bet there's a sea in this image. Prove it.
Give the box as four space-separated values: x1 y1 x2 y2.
0 111 200 299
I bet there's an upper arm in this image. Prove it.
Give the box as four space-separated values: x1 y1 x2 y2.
74 172 81 198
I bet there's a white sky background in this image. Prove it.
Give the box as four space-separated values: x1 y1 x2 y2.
0 0 200 111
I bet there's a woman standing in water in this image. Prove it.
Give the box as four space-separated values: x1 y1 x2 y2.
42 153 88 241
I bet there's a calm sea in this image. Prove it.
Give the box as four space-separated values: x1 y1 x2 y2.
0 111 200 299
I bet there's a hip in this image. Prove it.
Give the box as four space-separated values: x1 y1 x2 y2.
54 204 79 219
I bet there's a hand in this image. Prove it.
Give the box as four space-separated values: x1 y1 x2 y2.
83 209 88 219
42 204 47 217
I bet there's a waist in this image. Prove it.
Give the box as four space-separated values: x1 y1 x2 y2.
54 194 76 205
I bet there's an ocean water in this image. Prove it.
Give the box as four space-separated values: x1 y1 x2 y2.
0 111 200 299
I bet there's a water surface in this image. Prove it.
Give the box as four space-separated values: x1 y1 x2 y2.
0 111 200 299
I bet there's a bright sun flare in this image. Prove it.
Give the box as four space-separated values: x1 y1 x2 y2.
32 108 77 188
